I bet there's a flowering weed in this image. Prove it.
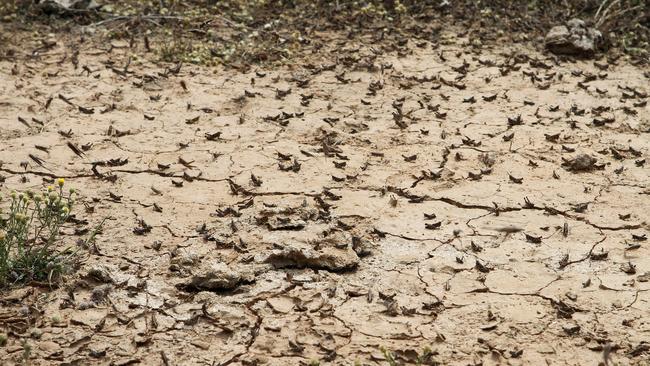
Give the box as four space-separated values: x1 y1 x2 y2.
0 179 77 287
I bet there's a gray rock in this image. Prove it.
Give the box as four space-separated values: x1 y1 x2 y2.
564 153 598 172
37 0 101 13
186 262 242 291
170 249 199 267
85 265 114 283
545 18 602 56
264 246 359 271
90 284 112 303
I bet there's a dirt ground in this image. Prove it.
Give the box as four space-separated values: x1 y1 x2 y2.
1 21 650 366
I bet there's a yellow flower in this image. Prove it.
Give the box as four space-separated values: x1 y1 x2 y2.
47 186 53 192
57 178 65 187
61 206 69 215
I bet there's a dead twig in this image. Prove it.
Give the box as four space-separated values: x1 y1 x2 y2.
87 14 184 28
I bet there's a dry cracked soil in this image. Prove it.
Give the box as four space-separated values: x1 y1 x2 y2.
1 26 650 366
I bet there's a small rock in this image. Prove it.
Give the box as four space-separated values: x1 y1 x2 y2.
134 335 151 347
564 153 597 172
85 265 114 283
170 249 199 267
562 323 580 335
91 284 112 303
169 249 200 273
267 296 295 313
621 261 636 274
480 321 499 331
545 18 602 56
263 319 283 331
151 240 162 250
352 237 372 257
637 272 650 282
38 341 60 354
38 0 101 14
88 347 107 358
264 246 359 271
77 301 95 310
638 120 650 133
191 340 210 350
267 218 306 231
185 262 242 291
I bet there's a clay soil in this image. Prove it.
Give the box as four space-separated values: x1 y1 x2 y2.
1 16 650 366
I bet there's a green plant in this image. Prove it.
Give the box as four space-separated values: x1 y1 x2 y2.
379 346 436 366
84 216 107 251
21 340 31 364
0 178 77 287
417 346 434 365
380 346 397 366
